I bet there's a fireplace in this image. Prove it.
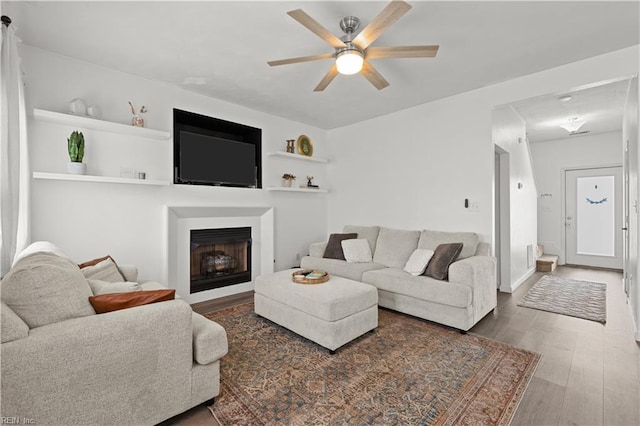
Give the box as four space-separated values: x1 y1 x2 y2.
190 227 251 294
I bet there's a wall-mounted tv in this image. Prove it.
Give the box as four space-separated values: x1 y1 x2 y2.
173 109 262 188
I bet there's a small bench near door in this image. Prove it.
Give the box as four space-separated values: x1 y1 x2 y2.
254 270 378 352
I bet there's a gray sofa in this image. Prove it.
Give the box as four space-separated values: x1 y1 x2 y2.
301 225 497 331
1 242 228 425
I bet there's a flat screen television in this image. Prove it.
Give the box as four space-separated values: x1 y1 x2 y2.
173 109 262 188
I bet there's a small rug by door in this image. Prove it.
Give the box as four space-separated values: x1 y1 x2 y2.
205 303 540 425
518 275 607 323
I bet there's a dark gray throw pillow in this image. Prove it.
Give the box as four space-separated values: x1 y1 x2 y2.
424 243 463 281
323 233 358 260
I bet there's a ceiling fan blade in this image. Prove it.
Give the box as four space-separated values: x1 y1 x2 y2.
268 53 335 67
314 64 339 92
288 9 346 49
361 61 390 90
366 45 439 60
353 0 412 50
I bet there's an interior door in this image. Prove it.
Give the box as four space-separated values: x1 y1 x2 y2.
565 166 623 269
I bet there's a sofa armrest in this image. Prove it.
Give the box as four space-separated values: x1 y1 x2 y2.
449 255 496 289
1 300 194 423
192 312 228 365
309 242 328 258
449 255 497 323
118 264 138 282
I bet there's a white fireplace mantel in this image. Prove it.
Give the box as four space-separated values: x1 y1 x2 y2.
165 205 274 304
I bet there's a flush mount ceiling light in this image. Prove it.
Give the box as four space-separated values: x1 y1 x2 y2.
559 117 586 133
558 95 572 102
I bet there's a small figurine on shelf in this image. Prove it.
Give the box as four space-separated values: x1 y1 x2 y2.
282 173 296 187
306 175 319 189
128 101 147 127
286 139 295 153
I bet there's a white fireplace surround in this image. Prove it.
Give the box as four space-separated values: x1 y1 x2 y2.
165 205 274 304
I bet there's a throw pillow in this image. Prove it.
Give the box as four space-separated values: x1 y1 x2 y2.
89 289 176 314
403 249 435 276
87 279 142 296
341 239 373 263
424 243 463 281
80 256 125 282
323 233 357 260
1 253 96 328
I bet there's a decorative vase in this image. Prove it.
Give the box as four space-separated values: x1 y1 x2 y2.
132 115 144 127
282 179 293 187
68 98 87 116
67 162 86 175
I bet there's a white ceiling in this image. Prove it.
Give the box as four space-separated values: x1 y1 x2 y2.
4 1 639 129
512 78 632 143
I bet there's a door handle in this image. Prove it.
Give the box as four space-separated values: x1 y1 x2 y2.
622 227 628 231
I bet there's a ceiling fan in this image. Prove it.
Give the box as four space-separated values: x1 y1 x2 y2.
268 0 439 92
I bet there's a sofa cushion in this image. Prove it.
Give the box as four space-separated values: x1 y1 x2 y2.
300 256 386 282
372 227 420 268
403 249 435 276
80 256 125 282
323 233 357 260
418 230 479 260
362 268 472 308
424 243 463 281
89 289 175 314
342 239 373 263
1 302 29 343
192 312 229 365
1 253 96 328
88 279 142 296
343 225 381 254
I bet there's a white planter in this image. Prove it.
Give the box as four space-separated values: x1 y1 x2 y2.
282 179 294 187
67 162 86 175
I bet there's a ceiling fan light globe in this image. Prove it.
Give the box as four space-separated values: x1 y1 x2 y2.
336 51 364 75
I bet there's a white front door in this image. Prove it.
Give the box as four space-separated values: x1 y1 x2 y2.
565 167 623 269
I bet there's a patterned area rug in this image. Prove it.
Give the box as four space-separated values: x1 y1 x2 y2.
518 275 607 323
205 303 540 425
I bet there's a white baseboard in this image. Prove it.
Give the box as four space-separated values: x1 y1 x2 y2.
500 267 536 293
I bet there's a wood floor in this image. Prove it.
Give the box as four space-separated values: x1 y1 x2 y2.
164 266 640 425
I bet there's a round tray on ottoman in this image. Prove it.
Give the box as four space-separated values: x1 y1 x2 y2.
291 269 329 284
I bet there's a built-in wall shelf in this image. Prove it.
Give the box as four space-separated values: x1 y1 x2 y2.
266 186 328 193
33 172 170 186
33 109 170 140
266 152 328 163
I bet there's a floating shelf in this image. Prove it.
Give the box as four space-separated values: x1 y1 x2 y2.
266 152 328 163
33 172 170 186
33 109 170 140
266 186 328 193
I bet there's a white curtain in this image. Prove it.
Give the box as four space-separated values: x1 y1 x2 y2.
0 21 30 276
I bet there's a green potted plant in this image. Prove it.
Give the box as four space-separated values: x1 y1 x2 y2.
67 130 86 175
282 173 296 187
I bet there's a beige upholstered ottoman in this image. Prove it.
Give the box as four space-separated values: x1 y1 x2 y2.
254 270 378 352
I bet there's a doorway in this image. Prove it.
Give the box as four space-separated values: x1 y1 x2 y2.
565 166 623 269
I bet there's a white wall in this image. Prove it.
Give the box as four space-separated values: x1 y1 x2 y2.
21 45 329 294
326 46 639 290
493 106 537 291
531 131 622 263
624 76 640 341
